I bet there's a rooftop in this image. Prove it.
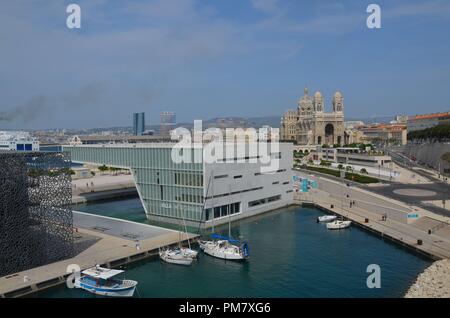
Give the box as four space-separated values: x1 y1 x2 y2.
408 112 450 121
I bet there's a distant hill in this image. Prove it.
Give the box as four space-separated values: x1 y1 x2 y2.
38 114 395 135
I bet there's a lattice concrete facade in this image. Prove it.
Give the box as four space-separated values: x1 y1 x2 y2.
0 152 73 277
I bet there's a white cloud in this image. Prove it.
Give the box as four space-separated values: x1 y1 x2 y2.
250 0 281 15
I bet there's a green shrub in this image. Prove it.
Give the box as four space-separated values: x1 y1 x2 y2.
304 166 379 184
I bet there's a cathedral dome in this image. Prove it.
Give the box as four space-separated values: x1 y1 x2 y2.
314 91 322 98
334 91 342 98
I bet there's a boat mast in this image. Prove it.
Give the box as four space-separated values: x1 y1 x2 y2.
196 171 213 235
228 184 231 238
212 170 215 234
182 209 191 250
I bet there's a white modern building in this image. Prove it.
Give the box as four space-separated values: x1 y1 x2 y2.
313 147 392 168
64 141 294 228
0 131 39 152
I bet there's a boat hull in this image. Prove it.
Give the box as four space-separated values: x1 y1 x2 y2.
203 247 247 261
317 215 337 223
159 250 193 266
327 220 352 230
75 279 137 297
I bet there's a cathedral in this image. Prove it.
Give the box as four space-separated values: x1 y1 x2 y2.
281 88 345 145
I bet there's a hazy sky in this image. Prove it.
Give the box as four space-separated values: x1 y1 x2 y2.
1 0 450 129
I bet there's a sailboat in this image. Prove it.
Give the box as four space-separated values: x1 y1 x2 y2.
202 234 250 261
159 247 194 266
326 219 351 230
200 183 250 261
159 212 197 265
178 210 198 259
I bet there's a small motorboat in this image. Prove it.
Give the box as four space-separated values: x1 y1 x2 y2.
326 220 352 230
74 265 137 297
317 215 337 223
159 248 193 266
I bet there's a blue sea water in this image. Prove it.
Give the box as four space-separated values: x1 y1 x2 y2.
38 198 430 298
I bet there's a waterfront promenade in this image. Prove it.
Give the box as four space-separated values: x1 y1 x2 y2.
72 174 137 204
0 212 197 298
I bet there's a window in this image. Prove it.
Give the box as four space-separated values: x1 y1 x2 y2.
234 175 242 179
205 186 263 200
214 174 228 179
207 202 241 220
283 181 289 185
248 195 281 208
272 181 279 185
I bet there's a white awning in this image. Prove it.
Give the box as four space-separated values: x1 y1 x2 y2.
81 266 124 280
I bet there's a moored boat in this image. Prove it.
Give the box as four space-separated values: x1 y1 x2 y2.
159 248 194 266
317 215 337 223
179 247 199 259
326 220 352 230
74 265 137 297
202 234 249 261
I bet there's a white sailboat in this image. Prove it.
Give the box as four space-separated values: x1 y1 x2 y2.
159 212 197 265
159 248 194 266
202 237 249 261
200 184 250 261
179 209 198 259
326 220 352 230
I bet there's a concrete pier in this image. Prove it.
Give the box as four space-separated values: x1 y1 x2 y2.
72 174 137 204
0 212 198 298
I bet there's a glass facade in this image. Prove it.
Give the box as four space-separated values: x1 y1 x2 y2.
66 145 205 222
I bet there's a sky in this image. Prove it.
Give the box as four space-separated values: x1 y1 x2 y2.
0 0 450 129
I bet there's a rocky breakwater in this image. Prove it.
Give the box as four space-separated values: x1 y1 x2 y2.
405 259 450 298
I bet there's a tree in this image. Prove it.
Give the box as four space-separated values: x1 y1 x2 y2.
346 166 353 172
98 165 109 172
360 168 368 174
338 164 344 170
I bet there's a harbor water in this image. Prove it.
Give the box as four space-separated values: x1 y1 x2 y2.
38 198 431 298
